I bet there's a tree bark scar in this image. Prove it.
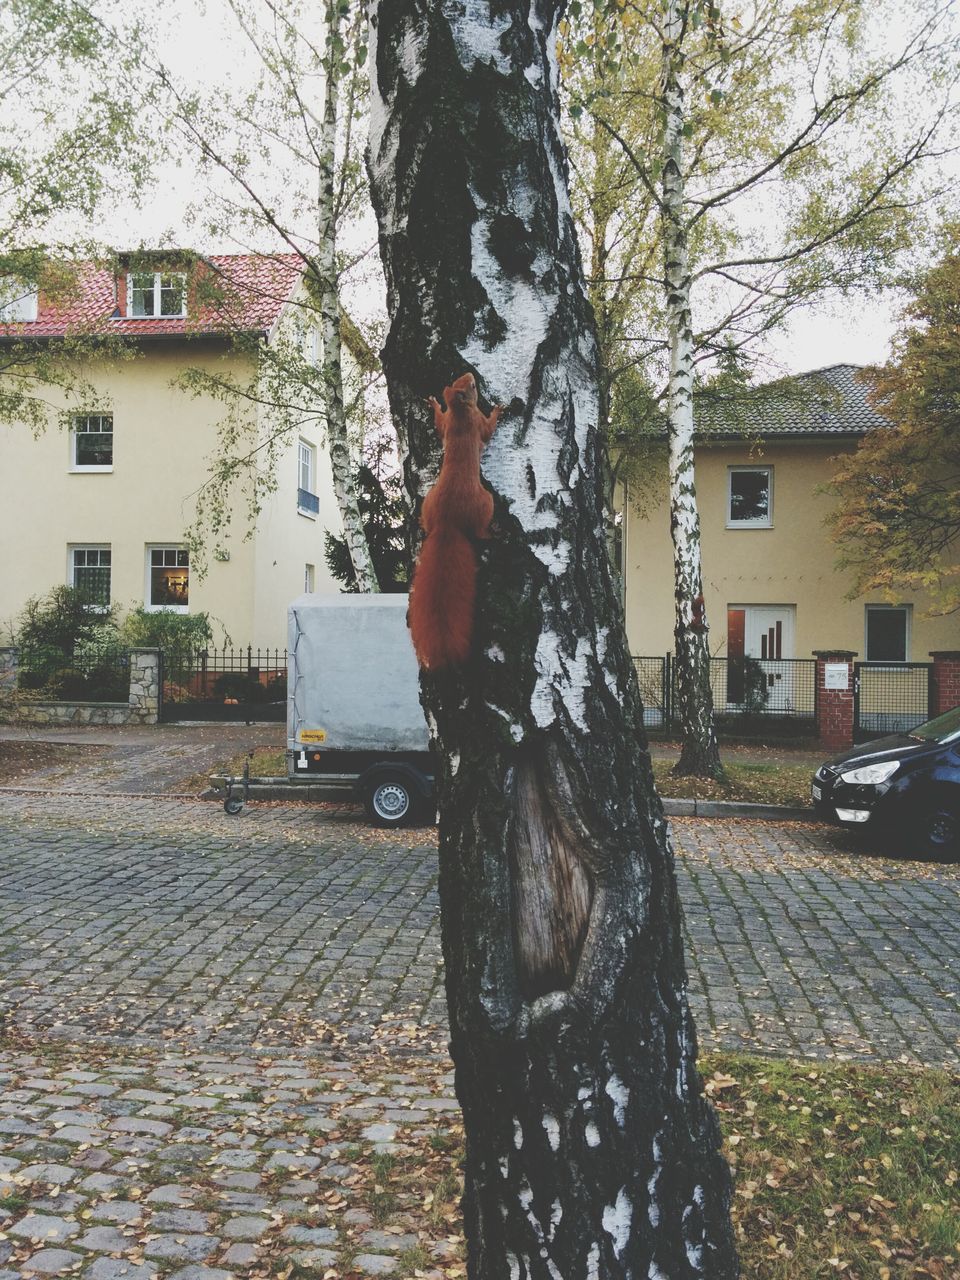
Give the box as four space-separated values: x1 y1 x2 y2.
508 750 593 999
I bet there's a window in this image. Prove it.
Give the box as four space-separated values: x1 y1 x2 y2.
129 272 186 318
728 466 772 527
148 546 190 610
304 563 315 593
0 283 37 321
298 440 319 516
70 547 111 608
865 605 910 662
71 414 113 469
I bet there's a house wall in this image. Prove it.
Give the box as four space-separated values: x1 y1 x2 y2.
621 438 959 661
0 340 338 648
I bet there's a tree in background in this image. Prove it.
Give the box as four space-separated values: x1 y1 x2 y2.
324 435 409 593
564 0 959 777
829 236 960 614
367 1 737 1275
150 0 383 590
0 0 154 432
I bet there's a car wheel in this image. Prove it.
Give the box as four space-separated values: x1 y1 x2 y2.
914 804 959 860
223 797 244 816
364 775 415 828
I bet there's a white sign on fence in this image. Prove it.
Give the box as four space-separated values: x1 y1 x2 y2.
824 663 849 691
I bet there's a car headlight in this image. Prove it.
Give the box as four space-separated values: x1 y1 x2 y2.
838 760 900 786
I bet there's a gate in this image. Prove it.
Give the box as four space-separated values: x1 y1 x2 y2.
159 647 287 723
853 662 933 741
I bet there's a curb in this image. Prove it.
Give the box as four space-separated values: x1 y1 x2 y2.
209 776 820 823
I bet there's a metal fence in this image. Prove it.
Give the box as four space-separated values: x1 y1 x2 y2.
160 646 287 722
854 662 933 739
17 642 130 703
633 654 818 737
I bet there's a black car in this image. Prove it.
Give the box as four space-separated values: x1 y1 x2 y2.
812 704 960 858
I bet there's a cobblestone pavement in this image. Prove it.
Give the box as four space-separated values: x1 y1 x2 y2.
0 726 283 796
0 1044 462 1280
1 792 958 1066
1 791 959 1279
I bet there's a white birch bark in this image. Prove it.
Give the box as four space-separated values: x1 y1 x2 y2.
366 2 738 1276
662 0 723 778
315 0 379 593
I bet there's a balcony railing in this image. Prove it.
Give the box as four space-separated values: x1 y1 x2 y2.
297 487 320 515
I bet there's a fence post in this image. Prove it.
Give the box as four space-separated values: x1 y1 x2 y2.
0 647 18 691
812 650 857 750
664 652 672 735
929 651 960 716
128 649 161 725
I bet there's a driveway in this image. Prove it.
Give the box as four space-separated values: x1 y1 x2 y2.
0 791 957 1067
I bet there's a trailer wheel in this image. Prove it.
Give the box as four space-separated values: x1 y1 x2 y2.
365 775 415 827
224 797 244 816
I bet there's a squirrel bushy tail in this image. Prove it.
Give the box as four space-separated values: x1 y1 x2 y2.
409 526 477 670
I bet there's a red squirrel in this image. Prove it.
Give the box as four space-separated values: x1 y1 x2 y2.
408 372 501 670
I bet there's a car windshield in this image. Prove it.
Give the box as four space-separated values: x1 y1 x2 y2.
908 704 960 743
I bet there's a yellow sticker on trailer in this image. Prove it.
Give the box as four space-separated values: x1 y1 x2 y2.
299 729 327 743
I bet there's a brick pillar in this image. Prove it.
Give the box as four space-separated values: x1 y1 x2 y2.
0 647 17 691
128 648 160 725
929 651 960 716
813 650 857 750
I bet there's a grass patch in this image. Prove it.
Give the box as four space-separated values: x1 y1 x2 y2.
652 758 813 807
701 1053 959 1277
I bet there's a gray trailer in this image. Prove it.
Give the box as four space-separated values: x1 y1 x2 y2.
286 594 434 826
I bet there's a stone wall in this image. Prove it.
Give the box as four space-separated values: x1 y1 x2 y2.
0 648 160 726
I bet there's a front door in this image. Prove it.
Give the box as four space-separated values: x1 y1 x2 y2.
727 605 796 712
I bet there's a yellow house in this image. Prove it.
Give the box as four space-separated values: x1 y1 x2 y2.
0 253 343 648
621 364 959 669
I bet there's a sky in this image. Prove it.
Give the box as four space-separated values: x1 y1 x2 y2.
18 0 936 378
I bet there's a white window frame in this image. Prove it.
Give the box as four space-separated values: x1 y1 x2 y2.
68 545 112 611
298 440 318 517
145 545 190 613
727 465 773 529
304 563 315 593
70 414 114 472
865 604 911 663
127 271 187 319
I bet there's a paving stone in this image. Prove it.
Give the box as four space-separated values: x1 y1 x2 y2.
144 1185 195 1206
10 1214 81 1243
87 1201 144 1225
142 1235 220 1263
18 1248 82 1275
280 1226 338 1247
29 1194 85 1215
109 1117 172 1138
167 1268 234 1280
264 1153 320 1173
212 1173 261 1191
0 1157 21 1176
149 1211 211 1234
79 1175 122 1194
361 1231 418 1253
360 1123 397 1144
76 1226 131 1253
85 1259 157 1280
220 1243 259 1268
18 1165 79 1186
353 1254 399 1275
222 1216 270 1241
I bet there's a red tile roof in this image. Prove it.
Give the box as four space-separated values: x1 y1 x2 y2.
0 253 303 340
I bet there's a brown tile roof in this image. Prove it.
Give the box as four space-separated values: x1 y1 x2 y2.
0 253 303 340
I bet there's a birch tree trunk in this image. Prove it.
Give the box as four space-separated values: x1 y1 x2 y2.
313 0 379 593
368 3 737 1277
661 0 724 779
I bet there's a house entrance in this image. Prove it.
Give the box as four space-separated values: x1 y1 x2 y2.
727 605 796 712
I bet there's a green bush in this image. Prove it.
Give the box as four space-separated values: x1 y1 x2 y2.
119 607 218 686
16 587 120 692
